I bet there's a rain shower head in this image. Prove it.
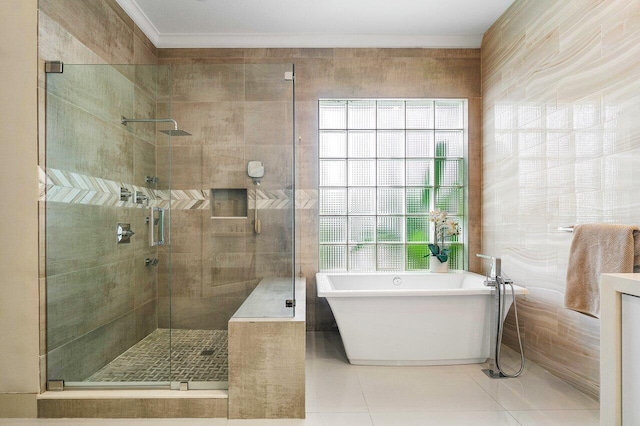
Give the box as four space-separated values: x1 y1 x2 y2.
121 116 192 137
160 129 192 136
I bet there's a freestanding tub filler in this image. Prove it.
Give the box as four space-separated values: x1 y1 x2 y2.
316 271 527 366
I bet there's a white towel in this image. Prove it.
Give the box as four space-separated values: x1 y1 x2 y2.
564 224 639 318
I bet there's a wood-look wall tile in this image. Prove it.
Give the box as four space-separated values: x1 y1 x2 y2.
158 48 245 59
156 145 203 189
203 146 248 189
245 63 293 102
169 210 203 254
202 211 251 257
45 204 133 277
135 300 157 341
228 321 305 419
159 253 202 298
245 145 294 189
291 58 335 102
47 64 134 126
133 87 157 144
171 64 245 102
47 259 136 351
244 101 293 146
170 101 244 147
133 254 157 309
134 27 157 59
46 94 134 184
47 310 137 381
39 0 134 65
38 12 104 66
38 396 228 418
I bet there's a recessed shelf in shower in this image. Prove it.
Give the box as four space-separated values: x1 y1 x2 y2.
210 188 248 219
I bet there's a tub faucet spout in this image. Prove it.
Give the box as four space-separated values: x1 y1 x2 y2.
476 254 502 286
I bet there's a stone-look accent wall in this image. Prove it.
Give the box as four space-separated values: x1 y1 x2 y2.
38 0 160 383
158 48 483 331
482 0 640 399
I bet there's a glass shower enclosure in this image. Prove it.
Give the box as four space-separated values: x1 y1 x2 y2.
44 63 295 390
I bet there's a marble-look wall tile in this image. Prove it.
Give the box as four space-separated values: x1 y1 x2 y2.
482 0 640 399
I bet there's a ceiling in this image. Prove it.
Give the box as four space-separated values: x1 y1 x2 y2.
115 0 515 49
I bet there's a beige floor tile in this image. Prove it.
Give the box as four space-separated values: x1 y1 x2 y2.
305 358 369 413
355 366 503 412
466 362 599 411
508 409 600 425
228 412 372 426
370 410 520 426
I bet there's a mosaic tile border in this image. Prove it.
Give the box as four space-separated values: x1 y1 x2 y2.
39 167 318 210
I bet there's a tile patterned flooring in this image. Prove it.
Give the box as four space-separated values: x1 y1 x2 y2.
3 332 599 425
86 329 228 383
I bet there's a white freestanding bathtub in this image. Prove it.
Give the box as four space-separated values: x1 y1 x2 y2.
316 271 527 365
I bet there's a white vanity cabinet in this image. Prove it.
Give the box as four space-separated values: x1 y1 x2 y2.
601 274 640 426
622 294 640 425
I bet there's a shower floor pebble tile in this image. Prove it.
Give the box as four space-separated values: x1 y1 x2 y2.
1 332 600 425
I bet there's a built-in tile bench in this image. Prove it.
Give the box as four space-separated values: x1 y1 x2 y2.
228 276 306 419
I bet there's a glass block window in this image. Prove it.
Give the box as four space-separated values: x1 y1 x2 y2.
319 99 467 271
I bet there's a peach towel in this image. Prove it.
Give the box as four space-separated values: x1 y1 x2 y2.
564 224 639 318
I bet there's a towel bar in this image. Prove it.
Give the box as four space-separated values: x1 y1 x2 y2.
558 226 574 233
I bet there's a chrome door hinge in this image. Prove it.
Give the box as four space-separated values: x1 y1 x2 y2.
45 61 64 74
47 380 64 391
284 72 294 81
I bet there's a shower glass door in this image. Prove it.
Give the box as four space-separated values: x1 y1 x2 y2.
45 62 295 391
45 64 172 388
165 62 296 391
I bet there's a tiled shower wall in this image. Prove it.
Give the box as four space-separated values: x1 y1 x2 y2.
482 0 640 399
38 0 160 382
155 63 295 330
158 49 483 330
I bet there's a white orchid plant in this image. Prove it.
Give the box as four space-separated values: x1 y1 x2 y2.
427 209 460 263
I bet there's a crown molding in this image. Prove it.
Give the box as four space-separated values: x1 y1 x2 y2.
115 0 161 46
154 33 482 49
116 0 482 49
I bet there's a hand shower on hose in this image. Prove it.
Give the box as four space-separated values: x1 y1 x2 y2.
477 254 526 378
247 161 265 234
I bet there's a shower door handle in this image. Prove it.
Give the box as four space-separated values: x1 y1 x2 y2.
149 207 165 246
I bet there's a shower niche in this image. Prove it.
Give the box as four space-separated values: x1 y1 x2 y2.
210 189 248 218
